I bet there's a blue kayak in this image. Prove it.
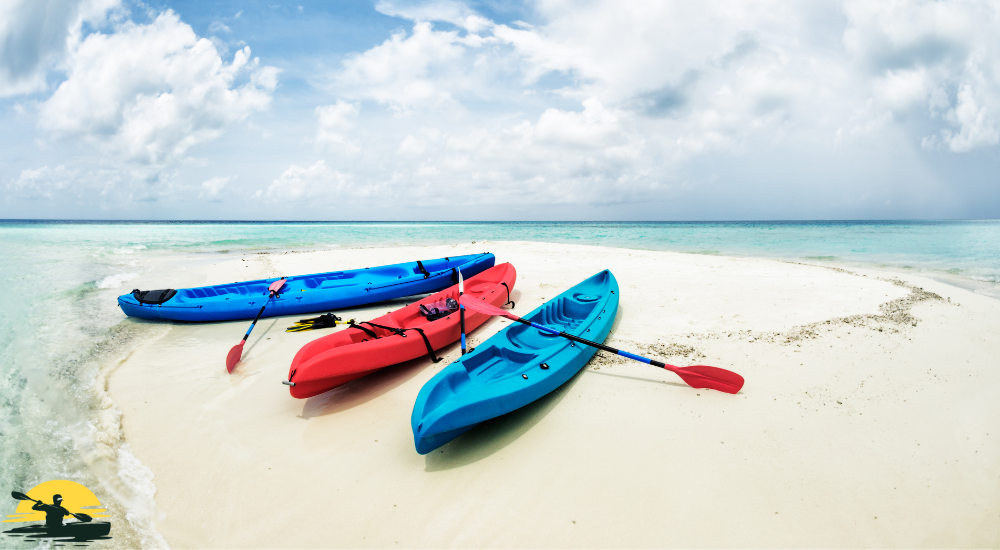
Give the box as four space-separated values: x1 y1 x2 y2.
118 253 495 322
411 269 619 454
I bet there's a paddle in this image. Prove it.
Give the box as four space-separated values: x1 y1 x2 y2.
459 296 745 394
226 278 286 373
11 492 93 523
458 270 467 355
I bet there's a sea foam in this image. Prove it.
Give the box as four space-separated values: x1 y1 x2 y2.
96 272 139 289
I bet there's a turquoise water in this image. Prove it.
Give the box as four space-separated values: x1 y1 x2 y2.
0 219 997 548
3 219 999 279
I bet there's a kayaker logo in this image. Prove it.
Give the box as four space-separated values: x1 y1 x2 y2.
3 480 112 545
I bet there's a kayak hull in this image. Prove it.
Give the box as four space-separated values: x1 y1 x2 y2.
287 263 517 399
411 269 619 454
117 253 495 322
4 522 112 540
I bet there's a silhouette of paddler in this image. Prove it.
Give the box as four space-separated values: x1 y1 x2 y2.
32 494 71 529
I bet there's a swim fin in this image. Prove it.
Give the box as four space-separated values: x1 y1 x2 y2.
286 313 351 332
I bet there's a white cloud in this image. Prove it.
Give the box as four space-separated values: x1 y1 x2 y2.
0 0 121 96
398 134 428 157
315 100 360 154
306 0 1000 213
375 0 490 32
7 165 76 199
199 175 232 200
4 0 1000 218
844 0 1000 151
208 21 232 34
535 98 624 149
335 22 468 112
38 10 279 165
256 161 355 202
942 80 999 152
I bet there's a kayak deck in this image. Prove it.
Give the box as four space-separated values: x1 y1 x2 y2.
411 269 619 454
118 253 495 322
287 263 518 398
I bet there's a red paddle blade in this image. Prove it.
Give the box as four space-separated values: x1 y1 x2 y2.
672 365 744 394
226 341 244 373
459 295 518 320
269 278 286 294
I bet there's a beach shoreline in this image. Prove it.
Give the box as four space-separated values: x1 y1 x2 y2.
106 241 1000 547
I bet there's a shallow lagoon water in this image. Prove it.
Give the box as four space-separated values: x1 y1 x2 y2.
0 219 996 548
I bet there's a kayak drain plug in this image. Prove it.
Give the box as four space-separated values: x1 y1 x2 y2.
522 374 528 379
540 363 549 370
282 380 296 387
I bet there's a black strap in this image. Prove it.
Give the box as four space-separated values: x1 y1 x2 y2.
416 260 430 278
349 321 442 363
349 322 379 339
407 327 440 363
500 282 515 308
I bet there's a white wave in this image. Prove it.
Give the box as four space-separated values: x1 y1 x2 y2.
117 444 170 549
96 272 139 289
971 275 1000 283
114 245 147 255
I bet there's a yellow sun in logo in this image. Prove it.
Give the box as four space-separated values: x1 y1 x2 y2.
5 480 109 523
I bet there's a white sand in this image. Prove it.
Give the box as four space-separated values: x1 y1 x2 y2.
107 242 1000 548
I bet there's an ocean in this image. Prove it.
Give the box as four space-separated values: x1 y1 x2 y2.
0 219 997 548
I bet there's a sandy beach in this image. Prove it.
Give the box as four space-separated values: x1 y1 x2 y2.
106 241 1000 548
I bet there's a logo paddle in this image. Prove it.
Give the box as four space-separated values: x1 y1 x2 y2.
459 296 745 394
226 278 286 373
10 492 92 523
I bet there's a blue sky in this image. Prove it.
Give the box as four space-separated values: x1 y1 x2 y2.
1 0 998 220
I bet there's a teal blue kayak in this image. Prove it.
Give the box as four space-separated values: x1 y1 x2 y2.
118 253 495 322
411 269 619 454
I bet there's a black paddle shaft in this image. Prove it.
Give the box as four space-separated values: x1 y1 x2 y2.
510 317 666 368
242 289 278 342
243 304 267 342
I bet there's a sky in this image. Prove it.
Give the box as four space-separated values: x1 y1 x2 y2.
0 0 998 221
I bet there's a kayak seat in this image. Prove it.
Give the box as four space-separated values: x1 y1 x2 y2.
462 345 538 381
302 272 356 288
467 282 496 294
131 288 177 304
417 258 454 272
390 308 435 328
530 301 589 332
506 323 565 350
347 331 374 344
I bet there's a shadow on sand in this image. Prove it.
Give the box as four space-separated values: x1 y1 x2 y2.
243 318 281 356
298 355 432 419
585 369 690 389
422 365 586 472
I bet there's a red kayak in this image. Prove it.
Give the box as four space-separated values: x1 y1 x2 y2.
285 263 517 399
